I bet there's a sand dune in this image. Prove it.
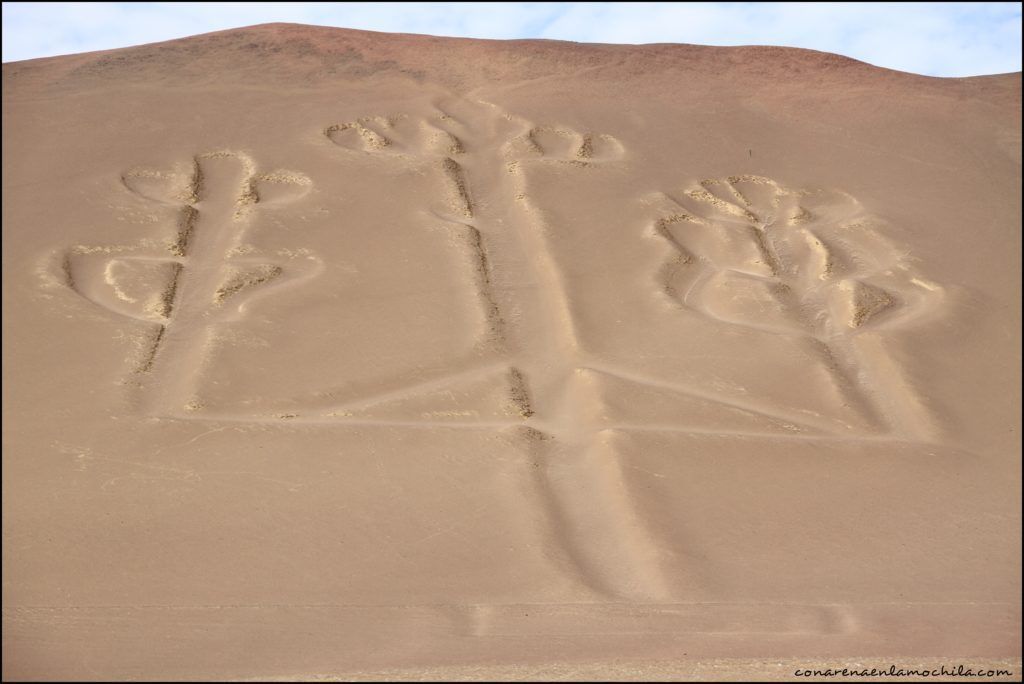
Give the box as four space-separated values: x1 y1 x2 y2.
2 23 1020 681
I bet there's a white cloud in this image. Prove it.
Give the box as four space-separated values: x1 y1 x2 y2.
2 2 1020 76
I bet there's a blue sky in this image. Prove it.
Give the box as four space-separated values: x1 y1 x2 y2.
2 2 1021 76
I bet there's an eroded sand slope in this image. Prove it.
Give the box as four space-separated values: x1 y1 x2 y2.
2 24 1021 680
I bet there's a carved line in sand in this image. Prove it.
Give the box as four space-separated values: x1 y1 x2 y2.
645 175 944 440
46 150 316 416
325 102 702 603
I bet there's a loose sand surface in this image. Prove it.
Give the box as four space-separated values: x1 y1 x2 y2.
2 24 1021 680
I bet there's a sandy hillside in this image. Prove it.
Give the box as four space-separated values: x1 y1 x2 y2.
2 23 1021 680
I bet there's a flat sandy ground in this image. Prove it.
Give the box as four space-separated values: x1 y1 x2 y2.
2 24 1021 681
